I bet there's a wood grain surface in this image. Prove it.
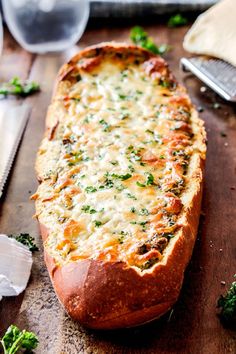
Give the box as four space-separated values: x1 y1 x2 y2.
0 23 236 354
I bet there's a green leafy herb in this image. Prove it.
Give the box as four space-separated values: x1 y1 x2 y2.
217 275 236 325
146 173 155 186
81 205 97 214
136 181 146 188
85 186 97 193
110 173 132 181
141 258 158 270
1 324 38 354
130 26 169 55
130 220 148 231
0 77 40 97
118 94 127 100
126 192 137 200
139 208 149 216
9 233 38 252
110 161 118 166
118 231 128 244
94 220 102 227
136 173 155 188
99 177 114 190
99 119 111 132
116 184 126 192
168 14 188 28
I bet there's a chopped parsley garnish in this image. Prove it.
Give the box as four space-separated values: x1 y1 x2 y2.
168 14 188 27
9 233 38 252
0 77 40 97
110 160 118 166
130 220 148 231
136 173 155 188
136 181 146 188
128 165 135 173
116 184 126 192
117 231 128 244
94 220 102 227
146 173 155 185
99 119 111 132
85 186 97 193
1 324 39 354
139 208 149 216
110 173 132 181
81 205 97 214
118 94 127 100
141 258 158 270
130 207 136 213
127 146 143 162
130 26 170 55
217 275 236 326
146 129 154 135
126 192 137 200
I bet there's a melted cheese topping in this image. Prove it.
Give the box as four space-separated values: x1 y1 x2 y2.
34 50 205 270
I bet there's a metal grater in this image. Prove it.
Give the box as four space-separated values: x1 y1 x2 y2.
180 56 236 102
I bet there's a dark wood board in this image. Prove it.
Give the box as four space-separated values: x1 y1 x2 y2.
0 23 236 354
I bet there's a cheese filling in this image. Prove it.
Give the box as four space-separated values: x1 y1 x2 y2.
34 51 203 270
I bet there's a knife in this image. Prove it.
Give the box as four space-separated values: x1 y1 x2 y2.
0 104 31 199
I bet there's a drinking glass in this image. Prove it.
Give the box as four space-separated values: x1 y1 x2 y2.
2 0 89 53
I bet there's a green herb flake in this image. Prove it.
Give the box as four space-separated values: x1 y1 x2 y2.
141 258 158 270
110 160 118 166
94 220 102 227
126 192 137 200
85 186 97 193
81 205 97 214
99 119 111 132
168 14 188 28
136 173 155 188
110 173 132 181
139 208 149 216
118 94 127 100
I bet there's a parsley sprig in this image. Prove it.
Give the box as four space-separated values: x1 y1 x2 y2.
9 233 38 252
1 325 39 354
217 275 236 326
0 77 40 97
136 173 155 188
130 26 169 55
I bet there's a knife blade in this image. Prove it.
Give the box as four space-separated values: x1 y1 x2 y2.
0 104 31 199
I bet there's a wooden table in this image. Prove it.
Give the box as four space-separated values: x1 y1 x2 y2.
0 22 235 354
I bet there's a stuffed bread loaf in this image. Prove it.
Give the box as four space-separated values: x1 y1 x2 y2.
32 43 206 329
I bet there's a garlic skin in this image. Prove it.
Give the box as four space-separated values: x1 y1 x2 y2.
0 234 33 300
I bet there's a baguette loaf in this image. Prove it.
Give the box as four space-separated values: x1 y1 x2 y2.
32 43 206 329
